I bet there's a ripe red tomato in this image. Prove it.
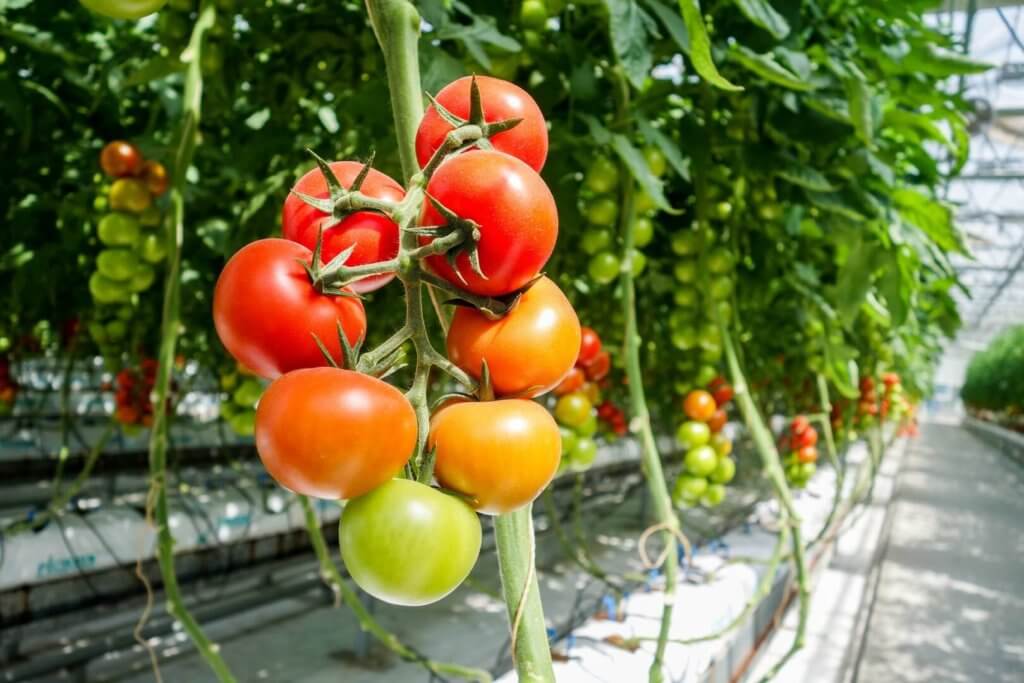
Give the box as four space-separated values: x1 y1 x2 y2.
431 399 560 514
421 151 557 297
882 372 900 387
140 160 169 196
340 479 481 606
281 161 405 294
100 140 143 177
577 326 602 365
552 367 585 396
791 415 810 435
707 408 727 433
712 383 734 407
582 350 611 381
707 375 727 392
792 427 818 449
683 390 717 422
797 445 818 464
446 276 580 397
255 368 415 499
415 76 548 172
213 239 367 379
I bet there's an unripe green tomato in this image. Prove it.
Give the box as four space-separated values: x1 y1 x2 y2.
577 413 599 438
671 327 698 351
201 42 224 75
634 190 657 215
758 203 781 221
671 231 700 256
588 252 620 285
643 146 667 177
129 262 156 292
97 248 139 281
673 475 708 504
711 432 732 457
586 197 618 226
233 378 263 407
705 247 734 275
714 201 733 220
701 483 726 507
522 30 544 50
488 54 520 80
800 462 817 479
807 318 825 337
786 463 802 481
520 0 547 30
709 275 734 301
628 249 646 276
673 259 698 284
570 437 598 471
89 321 107 343
632 216 654 247
684 445 718 477
695 364 718 387
139 233 168 263
676 420 711 449
105 320 127 342
89 272 130 304
229 410 256 436
698 323 721 351
700 345 723 364
98 213 141 247
713 300 733 322
581 228 613 254
139 205 162 227
168 0 193 10
554 392 592 428
584 157 619 194
220 372 239 391
559 426 578 456
674 287 699 309
116 305 133 320
710 456 735 484
159 11 190 41
93 195 108 212
80 0 168 19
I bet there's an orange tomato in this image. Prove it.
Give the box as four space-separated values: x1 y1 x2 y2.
582 349 611 381
140 160 169 196
446 276 580 397
797 445 818 464
430 399 561 514
553 367 585 396
255 368 416 499
707 408 727 433
683 390 717 422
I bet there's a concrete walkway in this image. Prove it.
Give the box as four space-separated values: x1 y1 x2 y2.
853 423 1024 683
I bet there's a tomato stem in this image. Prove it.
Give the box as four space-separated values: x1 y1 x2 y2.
808 374 845 548
141 4 238 682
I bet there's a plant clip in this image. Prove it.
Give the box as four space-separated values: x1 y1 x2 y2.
291 149 379 230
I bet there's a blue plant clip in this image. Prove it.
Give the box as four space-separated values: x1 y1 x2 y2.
602 594 616 618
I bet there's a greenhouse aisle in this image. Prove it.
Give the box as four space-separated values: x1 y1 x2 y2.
852 423 1024 683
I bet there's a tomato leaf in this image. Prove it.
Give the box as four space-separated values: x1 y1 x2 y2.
638 117 690 181
733 0 789 40
775 160 834 192
844 71 876 146
610 133 678 213
904 44 993 77
836 238 879 326
677 0 742 91
602 0 655 89
641 0 690 54
893 189 964 254
730 45 816 91
120 57 185 89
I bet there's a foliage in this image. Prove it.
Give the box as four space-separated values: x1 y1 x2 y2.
961 325 1024 413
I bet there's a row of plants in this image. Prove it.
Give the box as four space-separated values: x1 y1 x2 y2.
0 0 984 681
962 324 1024 429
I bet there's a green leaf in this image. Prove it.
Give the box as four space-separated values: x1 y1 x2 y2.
775 160 834 192
603 0 654 89
677 0 742 91
905 44 993 77
893 189 964 253
611 134 677 212
641 0 689 53
733 0 789 40
879 253 909 326
638 117 690 181
807 190 869 222
883 108 955 154
836 239 878 325
730 45 815 91
844 74 875 146
120 57 185 89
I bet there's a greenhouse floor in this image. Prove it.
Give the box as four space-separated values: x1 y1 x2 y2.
850 422 1024 683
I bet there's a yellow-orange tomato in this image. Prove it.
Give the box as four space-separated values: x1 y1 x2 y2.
430 399 561 514
255 368 416 500
797 445 819 464
446 276 580 397
707 408 727 433
683 389 717 422
552 367 585 396
140 160 169 196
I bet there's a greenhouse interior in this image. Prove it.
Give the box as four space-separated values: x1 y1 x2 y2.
1 1 1023 682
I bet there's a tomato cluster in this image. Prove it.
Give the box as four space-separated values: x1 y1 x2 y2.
112 359 161 430
0 356 17 416
547 326 622 473
218 368 263 436
782 415 819 489
88 141 169 361
672 385 735 508
212 75 575 607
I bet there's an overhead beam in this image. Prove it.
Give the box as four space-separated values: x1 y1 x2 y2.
934 1 1024 10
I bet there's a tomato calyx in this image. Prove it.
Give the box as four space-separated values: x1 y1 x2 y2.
421 76 524 177
291 150 399 227
408 194 486 284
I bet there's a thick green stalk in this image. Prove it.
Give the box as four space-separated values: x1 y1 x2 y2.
364 2 552 679
720 324 808 682
298 497 492 682
143 4 235 681
494 505 554 683
809 374 843 547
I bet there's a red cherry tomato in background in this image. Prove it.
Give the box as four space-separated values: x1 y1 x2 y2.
582 350 611 381
446 276 580 397
791 415 810 435
683 390 717 422
430 399 561 514
213 239 367 379
255 367 416 500
792 427 818 449
421 151 557 297
415 76 549 172
100 140 143 178
577 326 602 366
553 367 585 396
281 161 405 294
